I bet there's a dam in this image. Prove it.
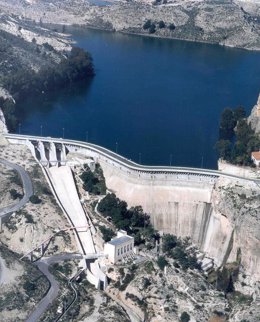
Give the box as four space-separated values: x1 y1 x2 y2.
5 133 260 283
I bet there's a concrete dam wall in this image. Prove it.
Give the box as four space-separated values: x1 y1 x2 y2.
5 134 259 283
100 161 258 279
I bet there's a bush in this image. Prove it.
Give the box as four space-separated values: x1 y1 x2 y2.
80 164 106 195
9 189 22 200
157 256 168 270
180 311 190 322
143 20 152 30
99 226 115 242
158 21 165 28
149 24 156 34
168 23 176 30
29 195 41 204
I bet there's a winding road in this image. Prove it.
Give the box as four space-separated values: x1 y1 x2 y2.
0 159 33 218
25 253 84 322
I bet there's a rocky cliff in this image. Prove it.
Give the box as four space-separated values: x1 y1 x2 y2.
248 93 260 133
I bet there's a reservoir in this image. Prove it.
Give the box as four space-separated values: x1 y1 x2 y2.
17 28 260 168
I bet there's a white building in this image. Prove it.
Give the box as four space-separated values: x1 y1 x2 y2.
104 230 134 264
251 151 260 167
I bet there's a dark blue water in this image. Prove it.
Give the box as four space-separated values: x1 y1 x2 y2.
18 28 260 168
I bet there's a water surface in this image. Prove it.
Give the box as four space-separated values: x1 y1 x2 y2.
18 28 260 168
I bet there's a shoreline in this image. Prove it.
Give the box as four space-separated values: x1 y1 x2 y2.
51 22 260 52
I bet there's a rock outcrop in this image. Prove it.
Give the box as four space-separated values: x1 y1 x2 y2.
248 93 260 133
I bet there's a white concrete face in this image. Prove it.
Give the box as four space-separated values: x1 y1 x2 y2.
37 141 48 166
104 237 134 264
49 142 58 166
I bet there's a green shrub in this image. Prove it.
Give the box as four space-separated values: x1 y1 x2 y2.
143 20 152 30
99 225 115 242
157 256 168 270
158 21 165 28
180 311 190 322
29 195 41 204
168 23 176 31
9 189 22 200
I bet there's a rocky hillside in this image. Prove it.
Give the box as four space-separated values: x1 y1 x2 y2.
0 8 94 131
1 0 259 50
248 93 260 133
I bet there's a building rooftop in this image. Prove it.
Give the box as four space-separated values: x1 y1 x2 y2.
252 151 260 160
107 235 133 246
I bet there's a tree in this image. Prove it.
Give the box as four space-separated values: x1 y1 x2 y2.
158 21 165 28
157 256 168 270
9 189 22 200
162 234 178 254
29 195 41 204
234 106 246 121
215 139 231 160
143 20 152 30
168 23 175 31
149 24 156 34
219 108 236 140
99 226 115 242
180 312 190 322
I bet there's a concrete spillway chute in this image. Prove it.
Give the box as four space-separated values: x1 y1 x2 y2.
36 141 49 166
48 142 58 166
26 139 37 158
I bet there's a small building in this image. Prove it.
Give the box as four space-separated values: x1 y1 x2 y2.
251 151 260 167
104 230 134 264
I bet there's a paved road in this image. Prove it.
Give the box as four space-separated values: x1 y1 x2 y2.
25 253 83 322
0 159 33 218
5 133 260 183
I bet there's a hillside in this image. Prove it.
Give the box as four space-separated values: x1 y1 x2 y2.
0 10 94 131
0 0 259 50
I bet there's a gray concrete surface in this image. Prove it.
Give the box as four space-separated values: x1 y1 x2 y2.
0 159 33 218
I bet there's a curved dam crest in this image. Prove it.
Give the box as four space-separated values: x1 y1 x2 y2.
5 134 260 283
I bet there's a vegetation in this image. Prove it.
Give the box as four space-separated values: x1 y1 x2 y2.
162 234 200 270
215 107 260 166
158 21 166 28
99 225 115 242
157 256 168 270
23 210 35 224
97 193 159 247
143 20 156 34
143 20 152 30
149 23 156 34
125 292 147 308
29 195 42 204
168 23 176 31
0 39 94 130
180 311 190 322
9 188 22 200
80 163 106 195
